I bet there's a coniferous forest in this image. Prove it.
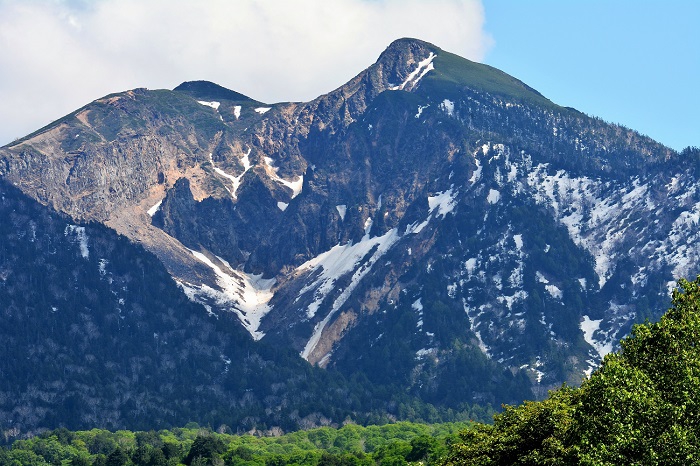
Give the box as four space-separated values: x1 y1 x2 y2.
5 276 700 465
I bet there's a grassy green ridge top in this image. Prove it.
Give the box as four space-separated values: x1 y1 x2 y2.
433 50 550 103
382 38 565 111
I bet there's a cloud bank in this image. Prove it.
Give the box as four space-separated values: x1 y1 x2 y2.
0 0 490 145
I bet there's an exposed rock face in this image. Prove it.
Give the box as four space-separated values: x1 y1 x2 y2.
0 37 692 405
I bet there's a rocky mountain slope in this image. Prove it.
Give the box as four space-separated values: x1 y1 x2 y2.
1 38 697 430
0 177 417 441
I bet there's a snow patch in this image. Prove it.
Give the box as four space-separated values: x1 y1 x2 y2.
147 199 163 217
469 155 482 184
336 205 347 220
255 107 271 114
415 105 429 118
465 258 478 276
264 156 304 198
233 105 241 119
513 234 523 250
318 353 332 367
98 259 108 276
428 187 458 218
497 290 528 310
389 52 436 91
545 284 563 300
415 348 437 360
507 163 518 183
65 225 89 259
277 202 288 211
299 228 402 360
364 217 373 235
405 217 430 235
180 250 275 340
440 99 455 116
487 189 501 204
580 315 613 360
412 298 423 312
197 100 220 110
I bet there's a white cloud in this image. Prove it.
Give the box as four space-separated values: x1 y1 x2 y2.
0 0 490 145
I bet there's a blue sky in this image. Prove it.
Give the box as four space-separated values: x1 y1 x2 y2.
0 0 696 151
481 1 699 151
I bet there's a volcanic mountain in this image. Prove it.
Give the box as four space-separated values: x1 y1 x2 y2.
1 38 697 435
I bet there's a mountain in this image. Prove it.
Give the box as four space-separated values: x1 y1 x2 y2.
1 38 697 434
0 177 408 441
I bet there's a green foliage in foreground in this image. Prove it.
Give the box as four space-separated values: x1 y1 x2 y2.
1 421 469 466
441 276 700 465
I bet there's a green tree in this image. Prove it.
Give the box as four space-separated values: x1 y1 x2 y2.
106 447 129 466
184 434 225 466
405 435 438 462
571 277 700 464
441 277 700 465
161 442 180 461
70 456 91 466
441 387 575 465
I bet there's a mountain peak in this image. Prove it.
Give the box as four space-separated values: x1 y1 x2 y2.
372 38 439 91
373 37 555 109
173 80 257 103
383 37 438 54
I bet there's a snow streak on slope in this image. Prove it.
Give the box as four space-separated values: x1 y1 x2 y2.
298 228 402 360
65 225 89 259
296 228 401 321
147 199 163 216
389 52 436 91
297 192 458 362
209 149 252 199
428 187 458 218
178 250 275 340
197 100 221 110
526 165 652 289
264 157 303 198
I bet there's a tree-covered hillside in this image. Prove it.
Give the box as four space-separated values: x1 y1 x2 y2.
0 177 492 442
7 276 700 465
